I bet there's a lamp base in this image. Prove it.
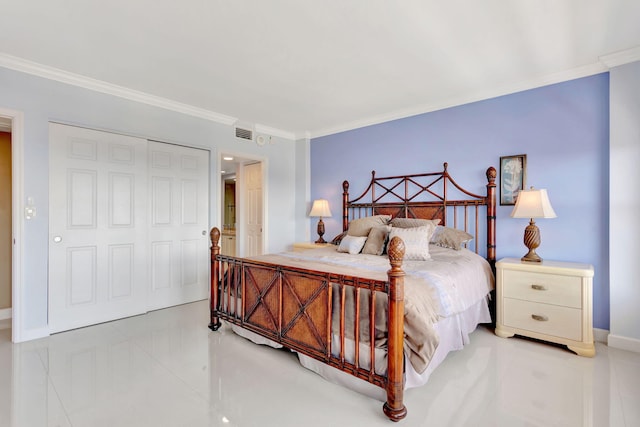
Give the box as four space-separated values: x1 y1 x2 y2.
315 218 326 244
521 219 543 263
521 249 542 263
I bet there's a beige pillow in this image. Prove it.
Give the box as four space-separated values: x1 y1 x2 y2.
337 235 368 254
430 226 473 250
390 218 441 229
388 224 436 261
347 215 391 237
362 225 391 255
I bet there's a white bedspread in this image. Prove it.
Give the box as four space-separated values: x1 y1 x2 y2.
273 244 494 319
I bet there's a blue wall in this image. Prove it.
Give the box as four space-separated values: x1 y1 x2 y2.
310 74 610 330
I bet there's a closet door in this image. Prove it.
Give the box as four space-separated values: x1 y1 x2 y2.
147 141 209 310
49 124 148 333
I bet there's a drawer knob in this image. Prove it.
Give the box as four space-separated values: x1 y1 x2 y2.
531 284 547 291
531 314 549 322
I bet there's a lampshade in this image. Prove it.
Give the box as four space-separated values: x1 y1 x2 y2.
309 199 332 218
510 188 556 219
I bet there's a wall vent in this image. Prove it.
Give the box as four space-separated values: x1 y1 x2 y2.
235 127 253 141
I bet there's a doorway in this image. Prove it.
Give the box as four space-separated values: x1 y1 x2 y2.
220 154 265 257
0 108 23 342
0 121 11 327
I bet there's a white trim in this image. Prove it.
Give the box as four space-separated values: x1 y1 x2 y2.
608 334 640 353
0 53 240 124
0 54 304 141
254 123 296 141
0 117 11 132
0 308 11 320
0 108 25 343
599 46 640 68
15 326 50 342
593 328 609 344
309 61 608 138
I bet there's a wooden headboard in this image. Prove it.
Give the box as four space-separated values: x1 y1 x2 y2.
342 162 497 264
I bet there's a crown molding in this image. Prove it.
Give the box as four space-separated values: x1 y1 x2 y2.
3 51 630 143
0 53 240 125
254 123 295 140
309 61 609 139
599 45 640 68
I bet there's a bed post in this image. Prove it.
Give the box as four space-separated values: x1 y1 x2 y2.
342 180 350 232
485 167 497 267
209 227 222 331
383 236 407 422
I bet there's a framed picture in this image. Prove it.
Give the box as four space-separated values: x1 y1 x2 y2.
500 154 527 205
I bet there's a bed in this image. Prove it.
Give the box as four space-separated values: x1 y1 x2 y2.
209 162 497 421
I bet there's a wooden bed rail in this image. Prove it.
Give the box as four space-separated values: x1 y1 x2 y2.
209 227 408 422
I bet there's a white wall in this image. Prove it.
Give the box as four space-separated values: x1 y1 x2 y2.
0 67 307 340
609 60 640 351
294 136 311 245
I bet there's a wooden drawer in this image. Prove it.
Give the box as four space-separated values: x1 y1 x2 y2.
503 298 582 341
502 270 581 308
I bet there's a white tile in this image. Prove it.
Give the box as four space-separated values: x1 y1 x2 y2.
2 300 639 427
621 394 640 427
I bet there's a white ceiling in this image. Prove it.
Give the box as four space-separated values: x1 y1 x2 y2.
1 1 639 139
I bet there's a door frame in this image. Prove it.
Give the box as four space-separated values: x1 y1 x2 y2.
0 108 25 342
218 151 267 257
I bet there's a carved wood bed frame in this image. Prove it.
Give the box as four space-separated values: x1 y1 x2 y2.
209 163 496 421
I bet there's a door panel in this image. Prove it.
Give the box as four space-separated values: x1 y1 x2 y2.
49 124 148 333
147 141 209 310
109 244 134 298
244 162 263 257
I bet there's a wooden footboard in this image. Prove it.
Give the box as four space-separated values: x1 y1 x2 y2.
209 227 408 421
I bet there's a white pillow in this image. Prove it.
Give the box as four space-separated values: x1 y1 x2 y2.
337 235 368 254
388 225 435 261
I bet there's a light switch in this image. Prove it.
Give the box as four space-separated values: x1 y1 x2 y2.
25 197 36 220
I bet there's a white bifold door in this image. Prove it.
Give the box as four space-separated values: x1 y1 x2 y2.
49 124 209 333
147 141 209 311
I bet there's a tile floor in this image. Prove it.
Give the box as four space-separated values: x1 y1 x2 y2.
0 300 638 427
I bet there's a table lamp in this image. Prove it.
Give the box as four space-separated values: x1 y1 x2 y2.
510 187 557 262
309 199 332 244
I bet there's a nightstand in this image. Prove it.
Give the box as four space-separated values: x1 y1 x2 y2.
292 242 332 252
495 257 595 357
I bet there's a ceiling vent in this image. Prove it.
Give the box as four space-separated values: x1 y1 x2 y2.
235 127 253 141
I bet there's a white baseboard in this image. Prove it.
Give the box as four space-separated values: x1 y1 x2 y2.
13 326 49 343
0 308 11 321
608 334 640 353
594 328 609 344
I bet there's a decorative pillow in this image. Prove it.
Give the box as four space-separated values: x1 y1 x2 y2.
362 225 391 255
430 225 473 250
337 235 368 254
330 231 347 245
388 225 436 261
390 218 441 229
347 215 392 237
